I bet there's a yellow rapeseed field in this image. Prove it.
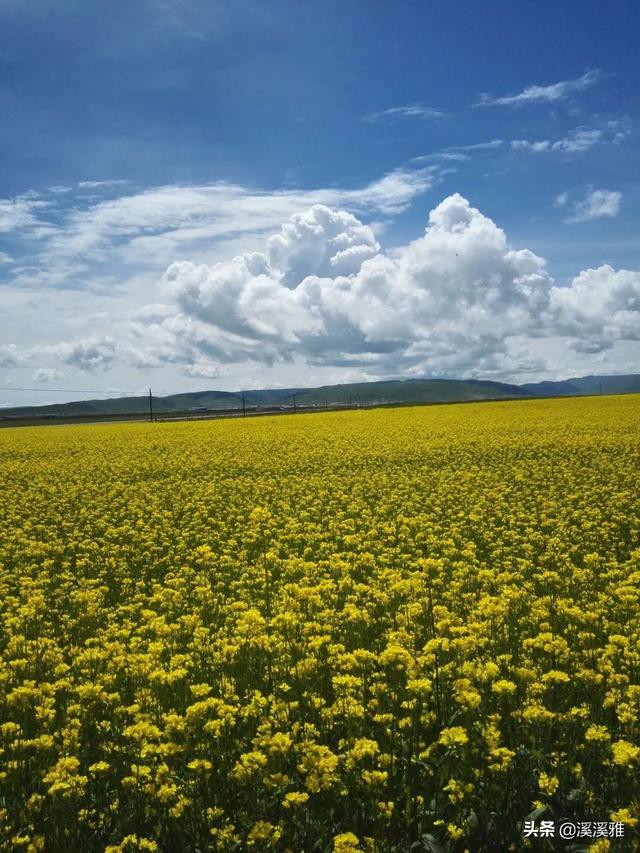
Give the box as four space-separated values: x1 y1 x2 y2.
0 396 639 852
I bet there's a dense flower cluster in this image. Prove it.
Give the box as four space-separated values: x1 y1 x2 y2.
0 396 639 851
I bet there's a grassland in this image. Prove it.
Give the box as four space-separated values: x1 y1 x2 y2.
0 397 639 851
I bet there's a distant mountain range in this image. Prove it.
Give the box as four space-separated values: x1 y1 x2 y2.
1 374 639 419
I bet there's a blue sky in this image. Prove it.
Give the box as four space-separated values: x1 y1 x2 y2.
1 0 639 405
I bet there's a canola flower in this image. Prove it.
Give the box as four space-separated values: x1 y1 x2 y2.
0 395 639 851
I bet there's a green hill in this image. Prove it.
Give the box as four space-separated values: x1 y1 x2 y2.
522 374 640 396
2 374 639 421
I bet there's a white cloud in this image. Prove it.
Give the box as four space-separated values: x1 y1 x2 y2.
364 105 445 122
44 337 118 371
417 126 610 165
552 128 603 153
548 265 640 351
183 361 228 379
511 128 603 154
0 251 14 264
554 192 569 208
77 180 131 189
476 70 602 107
33 368 62 383
4 191 638 389
0 196 49 233
163 195 553 376
0 344 21 367
449 140 505 152
511 139 551 153
34 169 434 274
564 189 622 223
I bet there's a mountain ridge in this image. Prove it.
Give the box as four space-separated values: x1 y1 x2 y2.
2 373 639 419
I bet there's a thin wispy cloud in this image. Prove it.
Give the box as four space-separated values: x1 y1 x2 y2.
364 104 446 122
511 128 603 153
0 167 437 292
411 140 504 163
475 69 603 107
77 180 132 189
0 196 50 233
413 127 607 164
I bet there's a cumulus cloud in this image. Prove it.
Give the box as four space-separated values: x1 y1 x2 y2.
46 337 118 371
0 344 21 367
162 196 553 377
266 206 379 286
8 195 638 385
548 265 640 351
476 70 602 107
564 189 622 223
183 361 228 379
32 368 62 383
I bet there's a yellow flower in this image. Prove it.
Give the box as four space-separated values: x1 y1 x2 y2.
447 824 464 840
439 726 469 747
377 801 394 820
538 772 559 795
585 725 610 742
247 821 282 847
492 679 517 695
333 833 362 853
588 841 611 852
610 808 638 827
611 739 640 766
282 791 310 808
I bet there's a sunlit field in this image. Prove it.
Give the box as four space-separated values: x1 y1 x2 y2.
1 397 639 852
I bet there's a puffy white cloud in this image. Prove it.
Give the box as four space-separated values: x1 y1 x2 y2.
32 368 62 383
163 195 553 377
183 361 228 379
0 344 21 367
548 265 640 351
45 337 118 371
7 194 638 386
266 206 379 286
476 70 602 107
565 189 621 223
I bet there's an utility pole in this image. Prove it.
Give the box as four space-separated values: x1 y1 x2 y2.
148 387 154 422
292 393 297 413
242 391 246 417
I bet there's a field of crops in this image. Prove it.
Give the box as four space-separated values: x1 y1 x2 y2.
1 396 639 852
